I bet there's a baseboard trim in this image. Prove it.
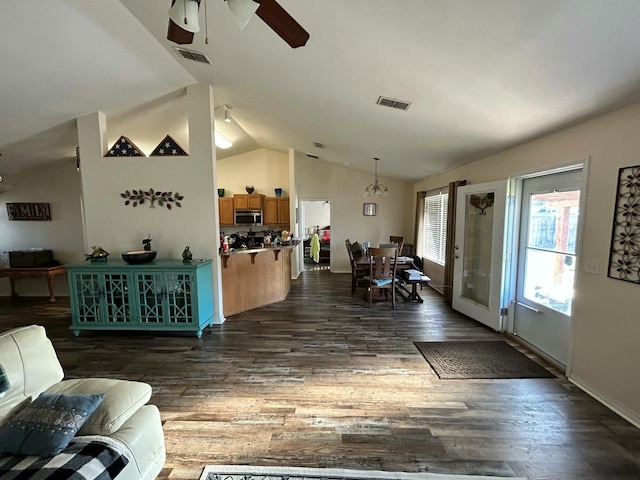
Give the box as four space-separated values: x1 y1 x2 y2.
568 373 640 429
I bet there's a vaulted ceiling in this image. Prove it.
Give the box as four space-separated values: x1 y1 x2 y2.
3 1 640 182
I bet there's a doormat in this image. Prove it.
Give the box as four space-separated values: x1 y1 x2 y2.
199 465 527 480
414 340 555 379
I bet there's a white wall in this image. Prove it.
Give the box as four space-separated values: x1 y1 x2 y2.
76 83 225 323
216 148 288 198
295 155 414 273
414 101 640 426
0 160 84 297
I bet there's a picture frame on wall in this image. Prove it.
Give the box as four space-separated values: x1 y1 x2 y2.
363 203 376 216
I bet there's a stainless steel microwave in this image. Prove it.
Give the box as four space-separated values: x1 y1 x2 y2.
234 210 263 226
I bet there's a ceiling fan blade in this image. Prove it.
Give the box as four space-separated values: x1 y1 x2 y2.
254 0 310 48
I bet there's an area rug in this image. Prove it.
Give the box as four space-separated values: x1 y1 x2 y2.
199 465 527 480
414 340 554 379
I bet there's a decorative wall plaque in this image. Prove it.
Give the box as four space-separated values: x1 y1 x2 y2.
608 165 640 284
7 203 51 221
120 188 184 209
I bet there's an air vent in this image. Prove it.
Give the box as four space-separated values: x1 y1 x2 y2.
376 96 412 111
306 153 319 159
173 47 212 65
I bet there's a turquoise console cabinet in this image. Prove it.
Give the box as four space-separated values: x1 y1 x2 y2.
66 259 214 337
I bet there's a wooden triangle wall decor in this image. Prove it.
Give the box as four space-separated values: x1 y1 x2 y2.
105 135 145 157
150 135 188 156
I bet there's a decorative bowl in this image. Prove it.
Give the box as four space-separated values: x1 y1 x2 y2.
121 250 157 264
245 185 254 194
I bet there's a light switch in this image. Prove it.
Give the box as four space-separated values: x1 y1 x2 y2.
583 258 600 274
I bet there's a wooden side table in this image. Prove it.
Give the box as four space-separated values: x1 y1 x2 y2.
0 265 67 303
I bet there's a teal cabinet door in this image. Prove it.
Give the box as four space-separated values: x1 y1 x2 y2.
70 271 132 328
133 270 196 328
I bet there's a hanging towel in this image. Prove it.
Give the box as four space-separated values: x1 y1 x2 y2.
310 233 320 263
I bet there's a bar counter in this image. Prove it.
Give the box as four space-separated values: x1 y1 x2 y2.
220 240 300 317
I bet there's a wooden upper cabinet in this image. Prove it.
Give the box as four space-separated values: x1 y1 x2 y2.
218 197 234 225
233 194 264 210
264 197 290 225
277 197 290 224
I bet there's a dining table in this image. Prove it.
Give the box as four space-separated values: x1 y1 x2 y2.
354 254 416 271
354 254 425 302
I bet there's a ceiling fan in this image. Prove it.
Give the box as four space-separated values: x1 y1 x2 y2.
167 0 310 48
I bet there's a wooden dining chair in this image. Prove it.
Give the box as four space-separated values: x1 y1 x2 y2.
364 246 399 309
345 239 368 296
389 235 404 256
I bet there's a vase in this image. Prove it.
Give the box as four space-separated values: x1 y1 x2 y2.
275 188 283 197
218 188 225 197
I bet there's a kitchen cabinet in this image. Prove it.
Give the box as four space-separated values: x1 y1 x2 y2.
233 194 264 210
263 197 290 225
218 197 234 225
66 259 214 337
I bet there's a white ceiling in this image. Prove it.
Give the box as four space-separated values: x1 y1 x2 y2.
3 0 640 182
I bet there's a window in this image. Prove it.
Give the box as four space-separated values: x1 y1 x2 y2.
423 191 448 265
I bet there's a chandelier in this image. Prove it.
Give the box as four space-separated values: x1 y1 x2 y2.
364 157 388 197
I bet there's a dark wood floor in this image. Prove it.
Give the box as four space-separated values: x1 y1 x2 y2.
1 270 639 480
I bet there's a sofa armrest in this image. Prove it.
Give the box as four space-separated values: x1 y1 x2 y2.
46 378 152 435
110 404 166 480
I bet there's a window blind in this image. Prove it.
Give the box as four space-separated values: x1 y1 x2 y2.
423 190 448 265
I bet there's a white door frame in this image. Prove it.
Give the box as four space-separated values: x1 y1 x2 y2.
298 198 332 272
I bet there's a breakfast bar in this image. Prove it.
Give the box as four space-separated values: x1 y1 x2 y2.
220 241 299 316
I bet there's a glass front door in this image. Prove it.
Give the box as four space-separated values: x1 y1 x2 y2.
514 169 582 365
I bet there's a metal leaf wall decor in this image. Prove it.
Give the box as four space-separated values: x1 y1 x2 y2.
608 165 640 283
469 193 494 215
120 188 184 209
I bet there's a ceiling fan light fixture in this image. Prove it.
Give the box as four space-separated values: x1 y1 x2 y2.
168 0 201 33
364 157 388 197
226 0 259 31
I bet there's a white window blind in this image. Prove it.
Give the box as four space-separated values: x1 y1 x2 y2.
423 190 448 265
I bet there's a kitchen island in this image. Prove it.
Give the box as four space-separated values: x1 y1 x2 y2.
220 240 299 316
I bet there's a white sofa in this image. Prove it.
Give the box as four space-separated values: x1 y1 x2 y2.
0 325 166 480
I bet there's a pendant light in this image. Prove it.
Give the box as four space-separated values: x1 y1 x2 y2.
364 157 388 197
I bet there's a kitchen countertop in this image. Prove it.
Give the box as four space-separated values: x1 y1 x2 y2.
220 240 301 256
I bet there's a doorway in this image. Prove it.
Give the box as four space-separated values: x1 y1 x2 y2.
452 180 509 331
449 167 585 368
299 199 331 272
512 169 583 366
